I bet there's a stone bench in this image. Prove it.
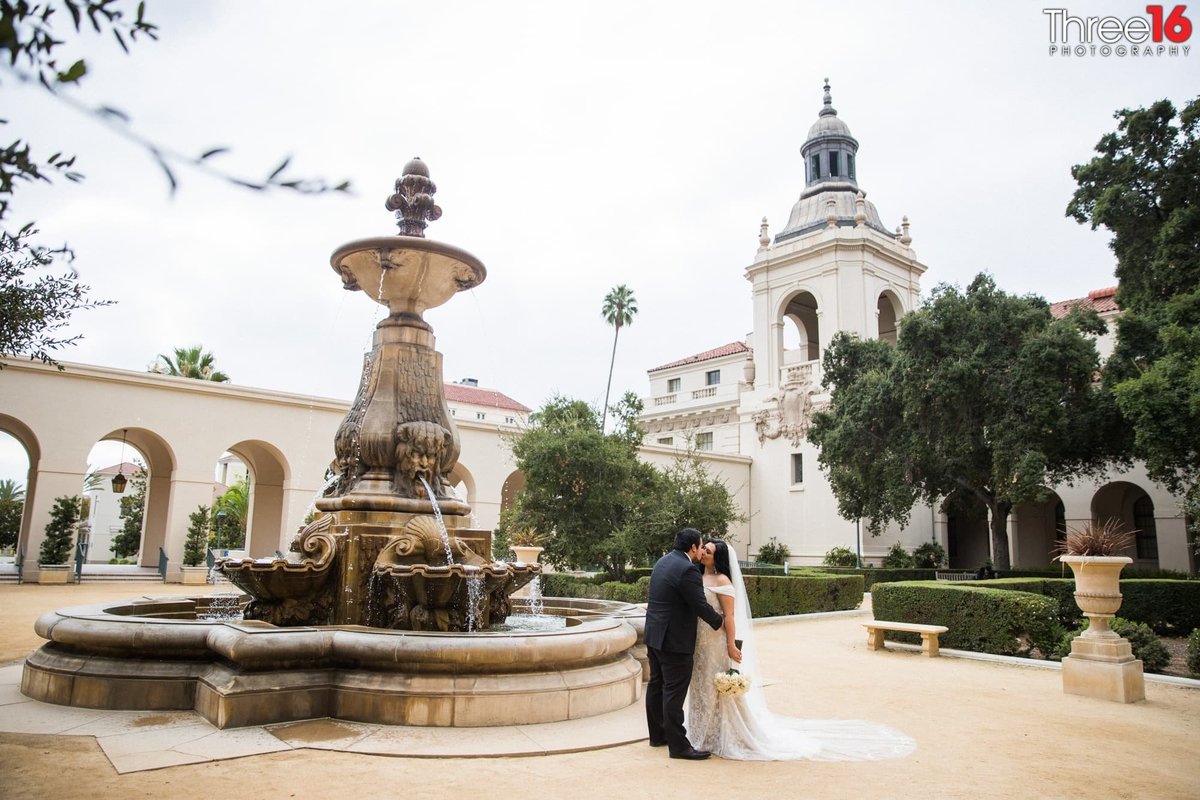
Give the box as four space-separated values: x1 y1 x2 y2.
863 621 949 657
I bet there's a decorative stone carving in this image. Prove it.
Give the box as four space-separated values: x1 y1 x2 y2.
752 364 823 447
386 157 442 237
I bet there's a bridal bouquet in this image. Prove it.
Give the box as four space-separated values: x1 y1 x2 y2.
714 668 750 697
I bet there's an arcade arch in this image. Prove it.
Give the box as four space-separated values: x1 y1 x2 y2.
500 470 526 514
1012 490 1065 568
780 290 821 365
1092 481 1159 567
877 290 903 346
224 440 290 559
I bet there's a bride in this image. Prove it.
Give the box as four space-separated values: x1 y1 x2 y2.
684 539 917 761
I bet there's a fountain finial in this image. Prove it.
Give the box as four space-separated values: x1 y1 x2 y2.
386 157 443 237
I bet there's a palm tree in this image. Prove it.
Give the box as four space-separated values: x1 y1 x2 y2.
601 284 638 433
0 479 24 503
151 345 230 382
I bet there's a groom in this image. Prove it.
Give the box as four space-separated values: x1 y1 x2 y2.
644 528 724 760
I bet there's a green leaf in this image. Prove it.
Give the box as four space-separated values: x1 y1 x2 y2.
56 59 87 84
267 157 292 181
197 147 229 161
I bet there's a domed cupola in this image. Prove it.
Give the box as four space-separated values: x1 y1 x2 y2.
775 80 889 243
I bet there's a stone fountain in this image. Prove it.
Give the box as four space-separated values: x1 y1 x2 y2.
218 157 538 633
22 161 647 728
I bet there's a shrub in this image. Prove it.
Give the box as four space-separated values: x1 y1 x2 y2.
1053 617 1171 673
540 573 606 599
601 576 651 603
871 581 1062 657
912 541 947 569
183 505 210 567
39 495 80 565
1115 580 1200 635
1187 628 1200 678
881 542 914 568
823 546 858 567
756 537 790 565
743 574 863 617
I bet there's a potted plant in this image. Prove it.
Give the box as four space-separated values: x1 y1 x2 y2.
509 528 548 566
38 495 80 584
181 504 211 585
1053 518 1144 702
1053 518 1136 636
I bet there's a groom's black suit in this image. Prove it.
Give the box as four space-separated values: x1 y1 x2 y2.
644 549 724 755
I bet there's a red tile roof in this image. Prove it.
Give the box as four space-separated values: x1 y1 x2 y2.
649 341 752 373
443 383 530 413
94 462 144 476
1050 286 1119 319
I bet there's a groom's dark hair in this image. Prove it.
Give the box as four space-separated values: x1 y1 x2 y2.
674 528 703 552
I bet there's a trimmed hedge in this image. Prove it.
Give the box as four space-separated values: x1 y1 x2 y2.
743 574 864 616
952 577 1200 635
542 571 862 616
871 581 1062 657
803 566 938 590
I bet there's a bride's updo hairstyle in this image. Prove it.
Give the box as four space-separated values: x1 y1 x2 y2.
710 539 733 580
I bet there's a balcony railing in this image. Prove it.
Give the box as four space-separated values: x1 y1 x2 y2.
654 394 677 406
692 387 717 399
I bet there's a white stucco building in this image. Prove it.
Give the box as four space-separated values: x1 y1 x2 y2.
641 82 1194 574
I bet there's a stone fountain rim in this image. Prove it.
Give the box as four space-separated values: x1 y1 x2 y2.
330 235 486 287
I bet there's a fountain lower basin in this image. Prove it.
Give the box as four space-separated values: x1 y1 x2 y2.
22 594 646 729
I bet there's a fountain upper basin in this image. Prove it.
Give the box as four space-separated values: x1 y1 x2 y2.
331 236 486 318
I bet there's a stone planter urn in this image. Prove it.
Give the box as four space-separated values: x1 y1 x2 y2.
37 564 71 585
1060 555 1144 703
180 565 210 585
510 546 544 600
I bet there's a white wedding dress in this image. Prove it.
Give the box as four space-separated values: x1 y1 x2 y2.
684 561 916 761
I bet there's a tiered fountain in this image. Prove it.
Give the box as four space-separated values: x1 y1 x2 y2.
218 157 539 633
22 161 646 728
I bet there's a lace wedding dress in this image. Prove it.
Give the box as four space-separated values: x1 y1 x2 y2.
684 565 916 761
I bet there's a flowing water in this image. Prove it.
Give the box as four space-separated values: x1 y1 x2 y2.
418 475 454 565
526 574 545 617
464 569 484 632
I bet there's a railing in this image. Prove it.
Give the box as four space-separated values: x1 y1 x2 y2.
691 387 717 400
654 394 677 406
158 547 169 580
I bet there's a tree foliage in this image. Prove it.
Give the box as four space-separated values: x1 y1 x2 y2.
600 284 638 432
0 479 21 549
150 344 230 382
809 274 1124 571
503 392 740 579
110 465 144 558
1069 96 1200 549
38 493 79 564
183 504 209 567
211 475 248 549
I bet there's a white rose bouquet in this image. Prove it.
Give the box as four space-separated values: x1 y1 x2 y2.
714 668 750 697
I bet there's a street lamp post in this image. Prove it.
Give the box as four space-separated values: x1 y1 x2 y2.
855 518 862 569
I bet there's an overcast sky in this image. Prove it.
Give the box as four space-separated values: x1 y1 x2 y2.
1 0 1195 482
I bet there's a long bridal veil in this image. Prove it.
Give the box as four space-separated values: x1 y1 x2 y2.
724 556 917 761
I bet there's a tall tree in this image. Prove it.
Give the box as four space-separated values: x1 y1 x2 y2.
808 274 1124 571
600 284 638 433
0 479 22 549
1068 96 1200 547
211 476 248 549
38 494 79 565
151 345 230 382
0 1 349 369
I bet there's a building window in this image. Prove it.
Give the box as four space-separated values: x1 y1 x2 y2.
450 409 456 416
810 154 820 180
705 369 720 386
695 432 713 451
505 416 515 424
791 453 803 484
847 154 856 179
1133 495 1158 560
829 151 840 177
476 412 486 420
658 437 673 446
667 377 681 393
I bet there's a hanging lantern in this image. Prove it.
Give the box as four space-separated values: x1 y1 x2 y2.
111 429 129 493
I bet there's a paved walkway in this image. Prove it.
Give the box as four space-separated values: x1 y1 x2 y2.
0 582 1197 799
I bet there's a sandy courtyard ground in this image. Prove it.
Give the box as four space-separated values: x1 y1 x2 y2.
1 581 1197 800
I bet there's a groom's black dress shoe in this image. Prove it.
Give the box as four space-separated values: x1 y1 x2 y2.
649 740 668 748
669 748 711 760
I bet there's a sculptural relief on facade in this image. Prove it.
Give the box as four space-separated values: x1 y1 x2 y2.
752 364 824 447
